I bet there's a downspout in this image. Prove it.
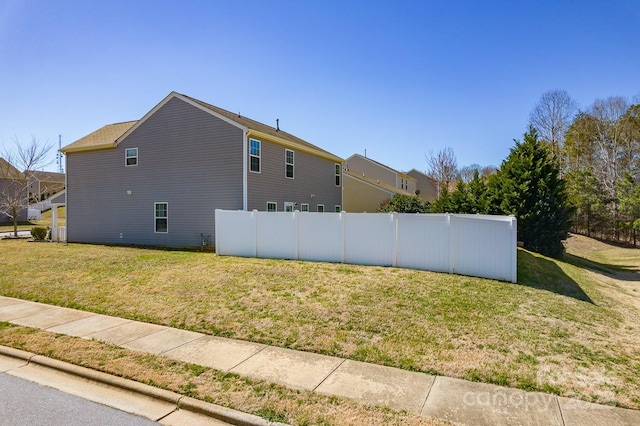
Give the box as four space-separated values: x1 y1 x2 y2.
243 129 248 211
64 155 68 243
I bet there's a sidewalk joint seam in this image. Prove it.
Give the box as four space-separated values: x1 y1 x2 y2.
158 334 206 355
3 306 57 321
312 359 345 392
556 395 566 426
419 375 437 415
44 312 100 332
227 344 270 372
79 318 134 338
118 325 169 346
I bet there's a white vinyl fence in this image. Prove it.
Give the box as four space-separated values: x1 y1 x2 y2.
215 210 517 282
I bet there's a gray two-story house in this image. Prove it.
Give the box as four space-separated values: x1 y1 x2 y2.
61 92 343 248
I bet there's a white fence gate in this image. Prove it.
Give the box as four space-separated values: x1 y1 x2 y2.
215 210 517 282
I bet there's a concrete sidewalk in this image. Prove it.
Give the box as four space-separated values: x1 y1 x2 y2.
1 296 639 426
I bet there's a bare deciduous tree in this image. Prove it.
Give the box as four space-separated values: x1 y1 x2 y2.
589 96 630 201
426 146 458 195
1 137 52 236
459 164 481 183
529 89 578 165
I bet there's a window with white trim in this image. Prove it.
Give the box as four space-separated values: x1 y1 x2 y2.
335 205 341 212
335 163 341 186
125 148 138 166
285 149 294 179
154 202 168 233
250 139 261 173
284 201 294 212
317 204 324 212
267 202 277 212
300 203 309 212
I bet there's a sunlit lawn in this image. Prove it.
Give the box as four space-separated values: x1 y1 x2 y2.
1 233 639 409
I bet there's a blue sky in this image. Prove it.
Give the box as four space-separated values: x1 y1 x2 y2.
1 0 638 173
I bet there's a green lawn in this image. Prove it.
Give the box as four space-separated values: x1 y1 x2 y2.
0 206 65 233
1 234 639 409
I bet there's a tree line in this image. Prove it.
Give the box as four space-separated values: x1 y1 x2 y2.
380 89 640 256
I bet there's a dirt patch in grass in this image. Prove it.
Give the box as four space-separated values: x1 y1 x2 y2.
1 235 640 409
0 323 445 425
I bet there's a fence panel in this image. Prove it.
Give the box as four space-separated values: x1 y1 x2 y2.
214 210 256 257
396 214 451 272
451 215 517 282
256 212 298 259
344 213 396 266
215 210 517 282
298 212 344 263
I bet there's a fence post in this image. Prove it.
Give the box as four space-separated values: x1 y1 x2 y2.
510 215 517 283
392 212 398 268
252 210 258 258
294 210 300 261
341 211 346 264
447 214 454 274
214 209 220 252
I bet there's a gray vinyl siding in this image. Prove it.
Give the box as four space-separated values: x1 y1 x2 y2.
66 97 243 247
247 140 342 212
0 179 28 222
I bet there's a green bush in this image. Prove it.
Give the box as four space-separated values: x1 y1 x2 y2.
31 227 47 240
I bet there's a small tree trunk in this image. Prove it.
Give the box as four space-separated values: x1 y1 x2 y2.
12 207 18 237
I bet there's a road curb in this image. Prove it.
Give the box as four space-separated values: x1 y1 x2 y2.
0 345 286 426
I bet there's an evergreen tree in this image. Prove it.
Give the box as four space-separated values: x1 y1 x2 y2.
466 169 489 214
489 127 572 257
378 194 430 213
448 180 470 213
430 186 452 213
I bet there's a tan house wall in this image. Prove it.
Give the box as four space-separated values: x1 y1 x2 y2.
343 173 394 213
407 169 438 202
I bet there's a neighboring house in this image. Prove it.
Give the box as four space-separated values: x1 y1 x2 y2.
0 158 28 223
60 91 343 247
343 170 416 212
342 154 417 212
405 169 438 203
27 171 65 203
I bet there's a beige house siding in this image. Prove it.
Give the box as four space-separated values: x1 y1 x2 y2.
343 172 397 212
406 169 438 202
345 154 416 194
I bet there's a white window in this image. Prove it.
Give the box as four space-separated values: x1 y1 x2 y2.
285 149 294 179
266 202 277 212
335 163 341 186
154 202 168 233
317 204 324 213
335 205 341 212
284 201 295 212
125 148 138 166
250 139 261 173
300 203 309 212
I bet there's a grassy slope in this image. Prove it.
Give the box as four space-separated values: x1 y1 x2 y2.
1 234 639 409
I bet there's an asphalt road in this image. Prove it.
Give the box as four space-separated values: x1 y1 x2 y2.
0 372 159 426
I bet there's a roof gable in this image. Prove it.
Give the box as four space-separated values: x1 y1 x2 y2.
344 170 414 196
346 154 415 181
0 158 23 179
62 92 342 163
61 121 138 153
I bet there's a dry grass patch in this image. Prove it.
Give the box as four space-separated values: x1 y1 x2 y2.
1 235 640 409
0 323 446 425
